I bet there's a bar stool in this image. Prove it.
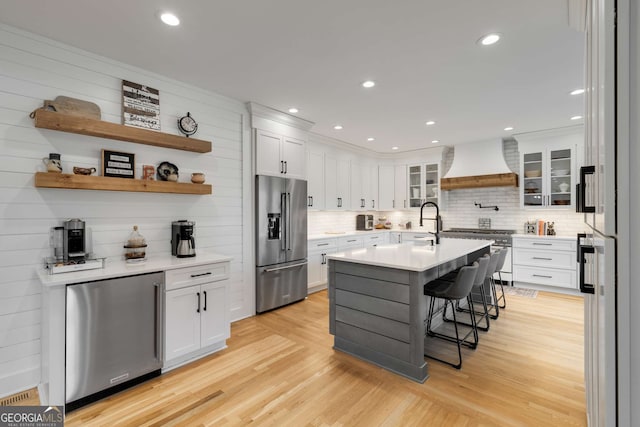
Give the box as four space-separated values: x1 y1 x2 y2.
488 248 507 319
424 261 479 369
444 253 491 331
493 247 508 309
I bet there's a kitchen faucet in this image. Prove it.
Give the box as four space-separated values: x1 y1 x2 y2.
419 201 441 244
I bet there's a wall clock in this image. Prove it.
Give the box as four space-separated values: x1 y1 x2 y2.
177 112 198 137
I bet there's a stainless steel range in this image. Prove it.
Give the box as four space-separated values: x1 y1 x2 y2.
440 228 515 284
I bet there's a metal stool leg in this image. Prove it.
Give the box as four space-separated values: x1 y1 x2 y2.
497 271 507 309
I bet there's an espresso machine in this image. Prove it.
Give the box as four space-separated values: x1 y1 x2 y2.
172 220 196 258
47 219 102 274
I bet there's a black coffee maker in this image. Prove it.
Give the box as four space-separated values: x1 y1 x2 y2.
63 218 87 261
172 220 196 258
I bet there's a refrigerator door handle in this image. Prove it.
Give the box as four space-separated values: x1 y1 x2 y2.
264 261 308 273
281 193 287 251
579 244 595 294
287 192 291 251
578 166 596 213
576 233 587 262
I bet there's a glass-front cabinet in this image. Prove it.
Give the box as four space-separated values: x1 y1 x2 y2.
521 147 574 209
408 163 439 208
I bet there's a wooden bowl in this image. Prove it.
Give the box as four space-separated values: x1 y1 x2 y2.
73 167 96 175
524 170 542 178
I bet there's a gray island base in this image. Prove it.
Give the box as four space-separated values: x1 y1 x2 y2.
327 239 491 382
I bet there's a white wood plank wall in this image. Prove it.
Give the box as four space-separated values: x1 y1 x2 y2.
0 24 253 397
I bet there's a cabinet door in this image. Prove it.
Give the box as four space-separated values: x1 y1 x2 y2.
424 163 439 206
378 166 395 210
324 155 338 209
350 162 364 211
394 165 408 209
256 129 283 177
369 165 379 210
282 136 306 180
548 148 573 208
408 165 423 208
165 287 201 361
307 250 325 289
522 151 545 207
307 150 325 210
336 159 351 210
200 281 229 348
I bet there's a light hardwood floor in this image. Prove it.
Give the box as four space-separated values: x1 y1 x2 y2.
65 289 586 426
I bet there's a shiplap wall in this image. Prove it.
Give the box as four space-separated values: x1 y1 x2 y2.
0 24 252 397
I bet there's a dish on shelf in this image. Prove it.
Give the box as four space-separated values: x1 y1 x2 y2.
551 169 569 176
157 161 179 181
552 199 570 205
524 170 542 178
524 188 539 194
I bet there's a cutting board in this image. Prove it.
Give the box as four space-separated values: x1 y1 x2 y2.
43 96 101 120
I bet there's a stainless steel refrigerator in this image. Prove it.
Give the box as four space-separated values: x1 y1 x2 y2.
255 175 307 313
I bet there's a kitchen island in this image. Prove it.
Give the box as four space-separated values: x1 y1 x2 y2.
326 239 491 382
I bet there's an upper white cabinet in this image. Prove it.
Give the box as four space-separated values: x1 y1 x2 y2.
408 163 439 208
516 127 582 210
394 165 408 210
378 166 395 210
368 165 379 210
307 150 325 209
255 129 306 180
325 155 350 210
350 161 365 211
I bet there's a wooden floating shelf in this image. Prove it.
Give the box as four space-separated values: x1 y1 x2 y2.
440 173 519 190
35 172 212 195
32 109 212 153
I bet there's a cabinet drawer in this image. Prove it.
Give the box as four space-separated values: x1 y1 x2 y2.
513 249 575 269
337 235 364 249
165 263 230 291
513 265 576 289
308 238 337 251
513 237 576 251
402 232 433 242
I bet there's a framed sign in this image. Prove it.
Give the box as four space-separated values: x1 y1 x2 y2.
122 80 160 130
102 150 135 179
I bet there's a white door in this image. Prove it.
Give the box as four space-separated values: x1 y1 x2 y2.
324 155 338 210
369 165 379 210
350 162 363 210
307 250 325 289
378 166 394 210
307 150 325 209
394 165 407 210
282 136 306 180
200 281 229 348
336 158 351 210
165 287 201 361
256 129 282 177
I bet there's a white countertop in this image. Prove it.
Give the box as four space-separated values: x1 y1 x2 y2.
512 234 576 240
38 252 233 287
308 229 431 241
326 238 492 272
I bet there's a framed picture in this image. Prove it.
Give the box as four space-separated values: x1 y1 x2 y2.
122 80 160 130
142 164 155 180
101 150 135 179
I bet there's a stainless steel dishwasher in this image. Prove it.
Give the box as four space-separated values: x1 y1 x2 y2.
65 271 163 410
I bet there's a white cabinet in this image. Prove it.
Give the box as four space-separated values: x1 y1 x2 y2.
255 129 306 180
378 165 395 210
363 232 387 247
512 236 577 289
408 163 440 209
394 165 408 210
337 235 364 250
369 165 379 210
325 155 350 210
389 232 402 244
164 262 230 367
350 161 366 211
307 150 325 209
307 238 337 291
516 129 581 209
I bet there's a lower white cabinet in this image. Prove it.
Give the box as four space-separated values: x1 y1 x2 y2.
164 262 230 368
308 238 337 291
512 236 577 289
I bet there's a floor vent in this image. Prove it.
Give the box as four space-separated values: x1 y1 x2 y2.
0 389 35 406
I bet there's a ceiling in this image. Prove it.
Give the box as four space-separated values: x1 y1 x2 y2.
0 0 585 153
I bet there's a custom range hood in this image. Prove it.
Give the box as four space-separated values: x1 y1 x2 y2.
440 139 518 190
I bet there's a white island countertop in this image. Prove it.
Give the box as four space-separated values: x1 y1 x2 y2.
38 252 233 287
326 238 492 272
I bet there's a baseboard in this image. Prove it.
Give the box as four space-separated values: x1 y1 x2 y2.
0 368 40 402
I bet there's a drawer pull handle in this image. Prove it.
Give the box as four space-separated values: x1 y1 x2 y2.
532 243 552 246
532 274 553 278
317 243 330 246
347 239 356 242
532 257 553 260
191 272 213 278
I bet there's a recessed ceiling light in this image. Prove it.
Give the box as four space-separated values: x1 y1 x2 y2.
425 121 436 126
367 137 375 141
362 80 376 88
478 33 501 46
571 115 583 120
570 88 585 95
504 126 514 131
160 12 180 26
431 140 439 144
333 125 343 130
392 146 399 150
288 107 299 113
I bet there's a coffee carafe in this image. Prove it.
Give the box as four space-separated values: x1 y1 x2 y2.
172 220 196 258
